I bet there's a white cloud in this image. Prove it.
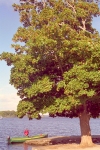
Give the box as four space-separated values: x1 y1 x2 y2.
0 88 4 91
0 93 20 111
0 85 20 111
0 0 19 6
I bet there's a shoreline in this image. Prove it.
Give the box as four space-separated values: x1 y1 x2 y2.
25 135 100 145
25 135 100 150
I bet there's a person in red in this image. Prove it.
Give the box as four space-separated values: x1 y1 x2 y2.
24 129 29 136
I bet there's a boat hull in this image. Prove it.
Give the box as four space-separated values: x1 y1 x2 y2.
7 134 48 144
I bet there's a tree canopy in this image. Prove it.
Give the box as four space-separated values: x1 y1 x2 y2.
0 0 100 145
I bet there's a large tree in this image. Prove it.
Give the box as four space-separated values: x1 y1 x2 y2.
1 0 100 146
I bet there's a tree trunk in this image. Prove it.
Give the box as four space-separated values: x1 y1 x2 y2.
79 111 94 147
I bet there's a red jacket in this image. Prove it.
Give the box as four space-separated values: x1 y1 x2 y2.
24 129 29 136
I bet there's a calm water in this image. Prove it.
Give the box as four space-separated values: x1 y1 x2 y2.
0 117 100 150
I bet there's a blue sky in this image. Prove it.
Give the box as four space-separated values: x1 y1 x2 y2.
0 1 100 111
0 0 20 111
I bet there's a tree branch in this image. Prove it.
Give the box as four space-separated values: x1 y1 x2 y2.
78 19 91 33
55 54 63 75
42 0 46 8
65 0 76 14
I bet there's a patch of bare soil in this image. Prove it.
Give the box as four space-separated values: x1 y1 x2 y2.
32 144 100 150
32 143 100 150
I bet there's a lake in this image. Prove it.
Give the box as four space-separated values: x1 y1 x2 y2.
0 117 100 150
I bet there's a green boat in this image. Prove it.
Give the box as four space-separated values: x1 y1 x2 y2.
7 134 48 144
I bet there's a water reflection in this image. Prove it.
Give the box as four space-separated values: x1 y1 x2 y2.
23 143 28 150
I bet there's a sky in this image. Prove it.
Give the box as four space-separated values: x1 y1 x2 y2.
0 0 20 111
0 1 100 111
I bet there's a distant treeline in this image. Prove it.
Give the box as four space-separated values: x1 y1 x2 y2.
0 110 17 117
